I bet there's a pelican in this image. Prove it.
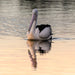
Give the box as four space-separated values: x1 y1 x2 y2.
27 9 52 40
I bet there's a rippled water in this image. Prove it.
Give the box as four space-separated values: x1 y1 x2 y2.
0 0 75 39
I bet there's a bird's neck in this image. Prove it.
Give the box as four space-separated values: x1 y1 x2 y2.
30 20 37 34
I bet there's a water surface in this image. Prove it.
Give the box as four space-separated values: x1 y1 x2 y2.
0 0 75 39
0 0 75 75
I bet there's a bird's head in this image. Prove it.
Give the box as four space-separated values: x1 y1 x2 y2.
32 9 38 19
28 9 38 32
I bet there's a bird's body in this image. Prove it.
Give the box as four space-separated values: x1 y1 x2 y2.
27 9 52 40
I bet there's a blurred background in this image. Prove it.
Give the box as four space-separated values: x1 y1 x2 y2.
0 0 75 39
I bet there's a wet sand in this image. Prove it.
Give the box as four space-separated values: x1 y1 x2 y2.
0 36 75 75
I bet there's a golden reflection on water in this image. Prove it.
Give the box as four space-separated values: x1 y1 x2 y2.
26 40 52 68
0 36 75 75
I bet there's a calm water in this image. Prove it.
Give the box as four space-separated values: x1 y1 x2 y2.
0 0 75 39
0 0 75 74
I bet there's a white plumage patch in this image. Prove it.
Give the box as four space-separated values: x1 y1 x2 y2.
35 28 40 39
39 27 50 39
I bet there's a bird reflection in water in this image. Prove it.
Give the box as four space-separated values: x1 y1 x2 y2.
26 40 52 69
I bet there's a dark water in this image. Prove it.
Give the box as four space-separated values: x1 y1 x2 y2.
0 0 75 40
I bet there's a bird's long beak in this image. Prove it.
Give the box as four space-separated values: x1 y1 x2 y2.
28 13 37 32
28 14 35 32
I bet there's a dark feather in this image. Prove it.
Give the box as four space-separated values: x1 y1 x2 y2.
36 24 52 35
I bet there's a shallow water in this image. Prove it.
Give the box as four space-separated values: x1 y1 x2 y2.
0 0 75 39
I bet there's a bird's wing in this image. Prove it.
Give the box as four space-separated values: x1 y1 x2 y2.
39 27 51 39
